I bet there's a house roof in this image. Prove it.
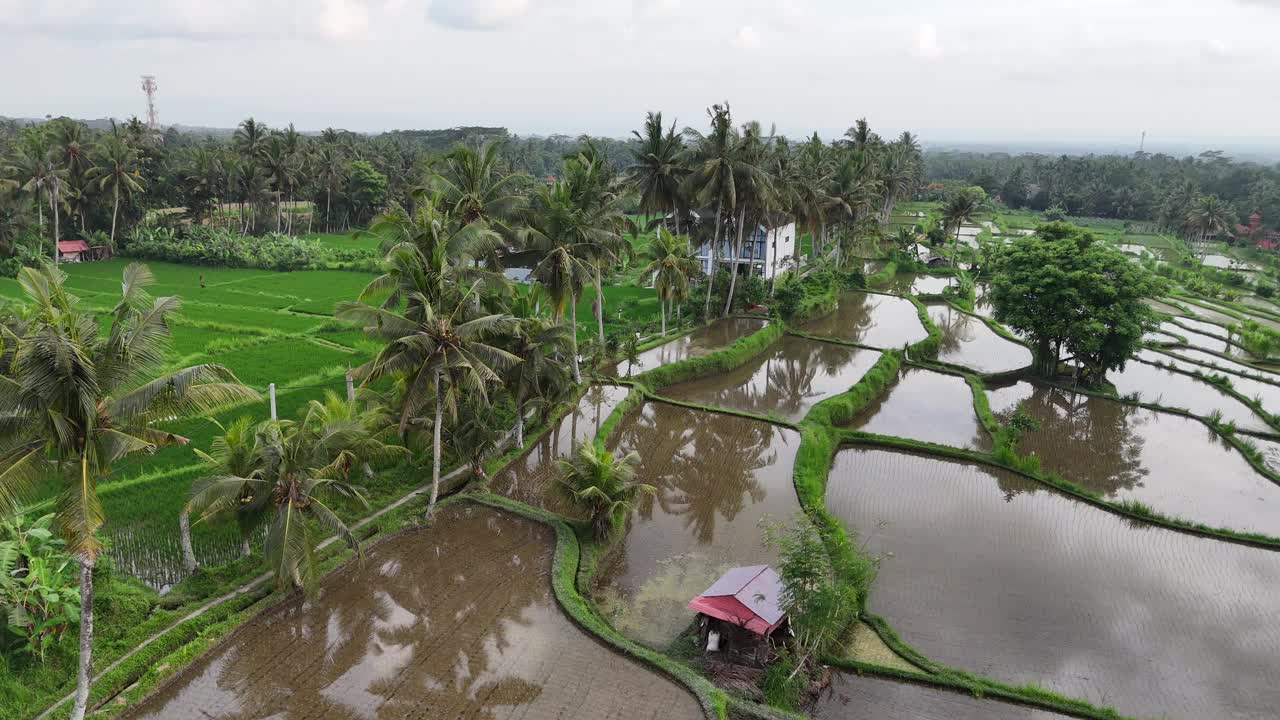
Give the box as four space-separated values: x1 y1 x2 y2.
57 240 90 253
687 565 786 636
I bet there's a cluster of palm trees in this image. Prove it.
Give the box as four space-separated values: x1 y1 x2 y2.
2 118 147 255
628 106 924 315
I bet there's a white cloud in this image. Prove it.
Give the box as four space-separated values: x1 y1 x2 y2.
734 24 761 50
912 23 943 61
633 0 682 22
428 0 533 31
317 0 372 40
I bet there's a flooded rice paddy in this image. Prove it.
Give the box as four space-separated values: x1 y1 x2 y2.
826 447 1280 720
802 291 928 348
925 303 1032 374
1143 298 1183 315
1160 321 1232 354
1165 347 1280 382
987 381 1280 534
1174 314 1233 336
661 335 881 421
594 403 801 649
881 273 955 296
815 674 1072 720
1142 349 1280 417
122 504 704 720
489 384 630 516
604 317 766 377
1109 358 1272 433
846 367 990 450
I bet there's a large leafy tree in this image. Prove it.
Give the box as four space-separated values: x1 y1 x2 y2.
990 222 1159 383
0 263 256 720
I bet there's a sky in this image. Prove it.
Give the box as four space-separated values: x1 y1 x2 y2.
2 0 1279 151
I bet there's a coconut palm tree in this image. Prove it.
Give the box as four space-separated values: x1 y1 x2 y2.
180 416 261 571
427 140 528 239
337 264 519 514
312 145 346 233
504 284 572 448
6 142 66 261
0 263 257 720
942 189 984 267
684 103 738 319
641 229 700 335
722 121 775 316
187 393 402 594
562 151 630 344
260 136 299 232
1184 194 1235 257
86 138 145 247
791 134 836 263
556 442 654 540
628 111 687 232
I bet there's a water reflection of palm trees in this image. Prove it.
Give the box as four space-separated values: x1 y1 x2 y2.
617 404 775 544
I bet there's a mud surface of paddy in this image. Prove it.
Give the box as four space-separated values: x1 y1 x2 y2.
661 335 880 421
604 317 766 377
122 505 704 720
594 403 801 648
826 447 1280 720
802 291 928 348
1109 359 1272 433
988 381 1279 534
847 367 990 449
926 303 1032 374
489 384 630 516
815 674 1072 720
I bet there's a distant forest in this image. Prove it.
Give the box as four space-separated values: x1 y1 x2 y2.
924 149 1280 230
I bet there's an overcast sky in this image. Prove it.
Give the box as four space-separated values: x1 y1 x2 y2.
2 0 1278 148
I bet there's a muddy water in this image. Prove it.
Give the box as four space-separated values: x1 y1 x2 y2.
815 673 1072 720
926 303 1032 374
604 317 766 377
1143 298 1183 315
1175 315 1231 337
987 381 1280 534
1179 303 1241 327
1166 347 1280 382
826 447 1280 719
1161 321 1232 354
802 291 928 348
847 367 990 450
661 335 881 421
489 385 630 517
1109 358 1272 432
594 404 801 649
1144 349 1280 417
122 505 705 720
881 273 954 296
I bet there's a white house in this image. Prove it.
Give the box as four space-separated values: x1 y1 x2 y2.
695 221 797 280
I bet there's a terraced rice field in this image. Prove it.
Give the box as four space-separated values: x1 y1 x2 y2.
847 367 991 450
826 447 1280 720
1164 347 1280 382
802 291 928 348
988 381 1280 535
1143 349 1280 417
604 317 766 377
1161 321 1233 354
881 273 955 296
926 303 1032 374
661 335 881 421
120 505 705 719
488 385 631 516
1109 358 1273 433
595 404 801 648
815 674 1073 720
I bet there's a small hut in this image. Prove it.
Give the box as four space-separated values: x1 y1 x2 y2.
688 565 788 664
56 240 112 263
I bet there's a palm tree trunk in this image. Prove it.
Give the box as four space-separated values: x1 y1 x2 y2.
326 189 332 233
724 205 746 316
950 225 961 268
660 295 667 335
594 267 605 346
514 397 525 448
70 557 94 720
110 185 120 248
705 202 723 319
429 369 443 514
50 190 60 265
240 538 250 557
570 300 582 383
179 509 197 573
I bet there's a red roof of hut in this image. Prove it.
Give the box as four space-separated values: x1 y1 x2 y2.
687 565 786 636
57 240 90 253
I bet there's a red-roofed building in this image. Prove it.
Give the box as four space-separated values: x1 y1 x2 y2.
56 240 112 262
1239 212 1280 251
688 565 788 662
